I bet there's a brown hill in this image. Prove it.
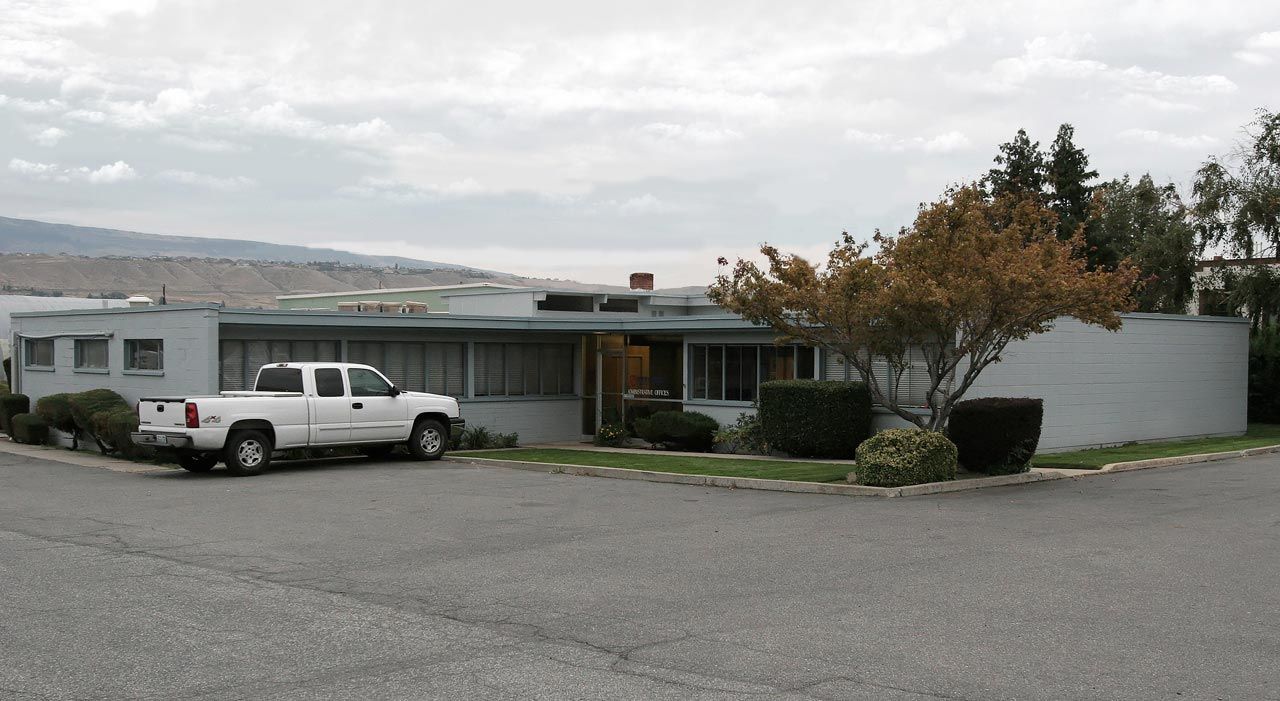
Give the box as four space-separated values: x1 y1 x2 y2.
0 253 621 307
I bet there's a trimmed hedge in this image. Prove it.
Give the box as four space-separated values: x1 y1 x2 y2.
91 408 147 458
0 393 31 435
35 393 77 435
68 389 130 452
11 413 49 445
633 410 718 452
853 428 958 487
758 380 872 458
947 398 1044 475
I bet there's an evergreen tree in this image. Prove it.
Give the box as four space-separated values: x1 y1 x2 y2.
986 128 1046 199
1093 174 1197 312
1047 124 1099 243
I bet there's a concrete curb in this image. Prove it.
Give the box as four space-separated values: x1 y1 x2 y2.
445 455 1070 498
0 438 173 474
1099 444 1280 473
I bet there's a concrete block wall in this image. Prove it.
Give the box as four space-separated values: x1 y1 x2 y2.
459 398 584 444
966 314 1248 451
12 307 219 405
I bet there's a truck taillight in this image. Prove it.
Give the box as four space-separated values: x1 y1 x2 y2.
185 402 199 428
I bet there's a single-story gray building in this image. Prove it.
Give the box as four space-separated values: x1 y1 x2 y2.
8 285 1249 452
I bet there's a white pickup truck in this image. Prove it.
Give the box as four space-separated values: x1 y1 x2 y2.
132 362 465 476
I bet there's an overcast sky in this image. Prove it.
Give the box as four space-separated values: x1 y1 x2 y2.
2 0 1279 287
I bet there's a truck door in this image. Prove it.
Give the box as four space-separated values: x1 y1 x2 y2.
311 367 352 444
347 367 408 442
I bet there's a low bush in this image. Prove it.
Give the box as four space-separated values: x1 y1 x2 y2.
11 413 49 445
713 411 769 455
758 380 872 458
90 408 148 459
853 429 958 487
35 393 77 435
593 421 629 447
0 393 31 435
454 425 519 450
68 389 130 453
633 410 718 452
947 398 1044 474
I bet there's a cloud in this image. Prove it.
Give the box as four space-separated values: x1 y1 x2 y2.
157 169 255 191
1117 128 1218 149
0 95 67 114
844 129 971 153
30 126 68 146
160 134 248 153
9 158 138 183
1237 30 1280 64
336 176 486 202
971 32 1237 96
613 193 683 216
639 122 744 145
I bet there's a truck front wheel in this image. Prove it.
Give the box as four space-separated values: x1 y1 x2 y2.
224 430 272 476
408 419 447 461
178 452 218 473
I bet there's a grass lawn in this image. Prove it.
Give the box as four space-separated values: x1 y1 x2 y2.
1030 423 1280 469
451 448 852 483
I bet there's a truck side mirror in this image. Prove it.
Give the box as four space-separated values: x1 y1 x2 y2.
389 386 401 397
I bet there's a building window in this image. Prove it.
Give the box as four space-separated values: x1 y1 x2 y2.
125 339 164 371
473 343 575 397
219 340 340 391
690 344 816 402
536 294 594 312
598 298 639 313
822 348 935 408
344 340 465 396
74 339 109 370
24 338 54 368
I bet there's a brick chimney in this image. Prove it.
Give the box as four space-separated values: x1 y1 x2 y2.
629 272 654 291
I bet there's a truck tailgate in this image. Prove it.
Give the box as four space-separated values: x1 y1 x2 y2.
138 398 187 429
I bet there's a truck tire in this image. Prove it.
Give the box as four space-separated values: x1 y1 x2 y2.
178 452 218 473
224 430 272 476
408 419 447 461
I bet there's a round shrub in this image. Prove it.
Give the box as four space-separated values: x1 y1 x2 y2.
853 429 958 487
0 393 31 435
90 408 146 458
11 413 49 445
633 410 718 452
35 393 77 435
758 380 872 458
593 421 629 447
69 389 129 433
947 398 1044 475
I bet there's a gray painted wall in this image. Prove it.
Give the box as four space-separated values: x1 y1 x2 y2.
460 397 584 444
965 314 1248 451
12 307 218 404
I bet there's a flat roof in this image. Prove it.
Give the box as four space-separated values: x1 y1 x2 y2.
276 282 522 300
11 305 1248 334
437 286 714 304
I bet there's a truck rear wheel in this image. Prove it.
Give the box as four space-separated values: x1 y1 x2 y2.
225 430 272 476
178 452 218 473
408 419 447 461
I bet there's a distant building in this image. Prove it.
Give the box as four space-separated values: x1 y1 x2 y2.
1190 256 1280 317
0 294 129 360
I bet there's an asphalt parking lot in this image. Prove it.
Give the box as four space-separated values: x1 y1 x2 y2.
1 450 1277 700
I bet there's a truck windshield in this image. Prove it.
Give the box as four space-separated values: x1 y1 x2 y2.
256 367 304 393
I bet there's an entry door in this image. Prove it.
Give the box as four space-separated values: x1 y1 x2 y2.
348 367 409 442
311 367 351 444
599 349 626 426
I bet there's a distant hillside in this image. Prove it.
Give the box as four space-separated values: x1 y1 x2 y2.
0 215 484 271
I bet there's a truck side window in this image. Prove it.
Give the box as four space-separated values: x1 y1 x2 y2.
315 368 345 397
348 368 393 397
257 367 304 393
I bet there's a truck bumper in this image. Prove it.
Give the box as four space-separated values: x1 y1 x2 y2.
131 431 193 449
449 417 466 441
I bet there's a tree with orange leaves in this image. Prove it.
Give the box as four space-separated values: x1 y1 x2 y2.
708 184 1138 431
